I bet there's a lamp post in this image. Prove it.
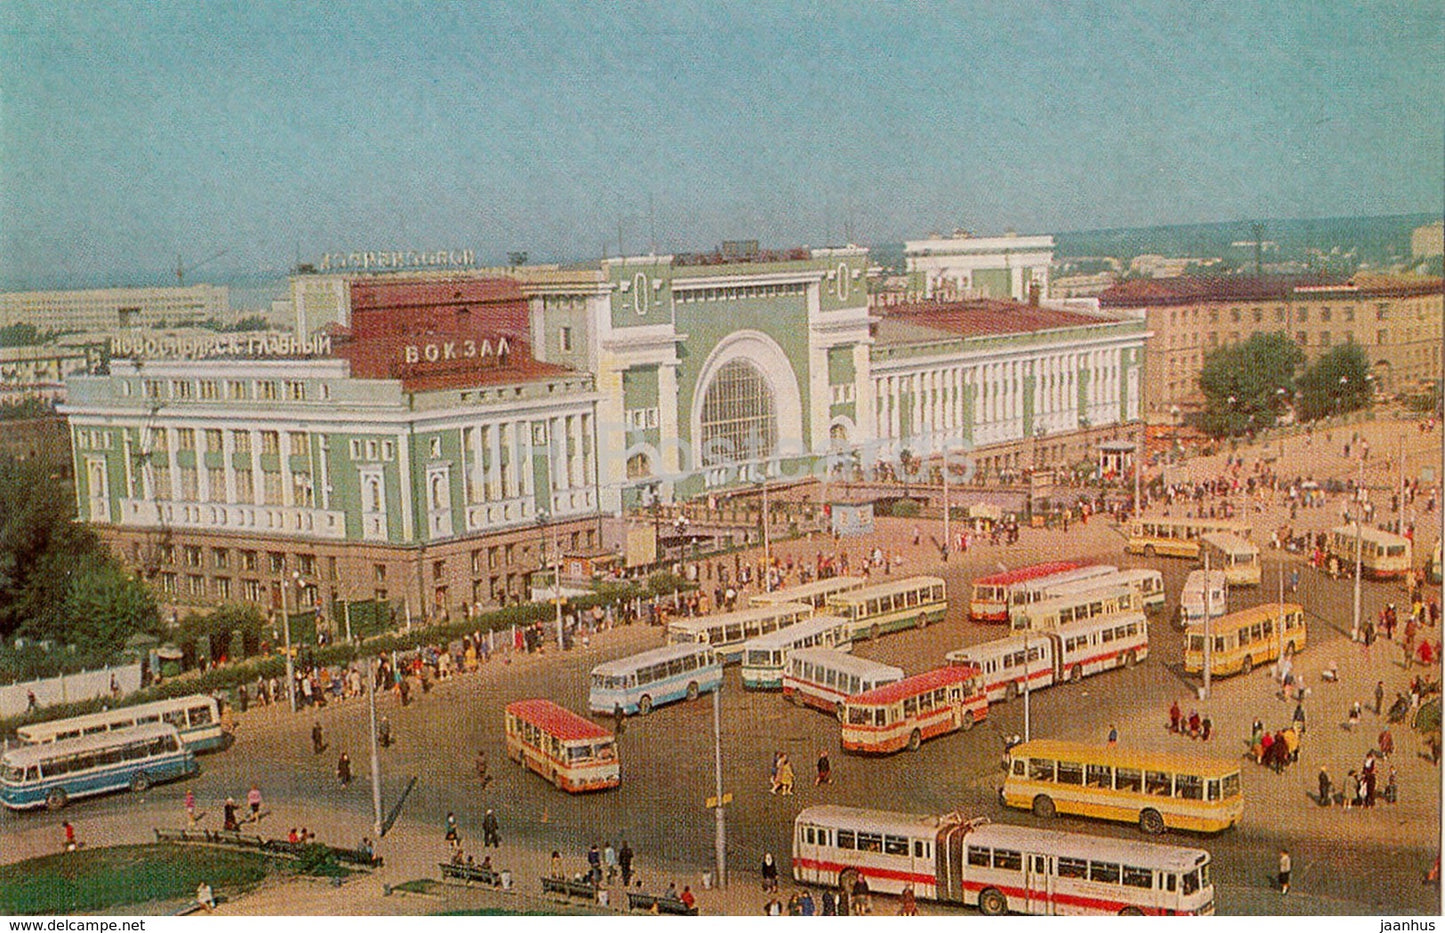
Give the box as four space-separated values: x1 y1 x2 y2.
282 571 298 713
941 446 951 562
366 653 383 838
1352 457 1364 644
1202 549 1213 700
712 680 727 888
538 510 563 650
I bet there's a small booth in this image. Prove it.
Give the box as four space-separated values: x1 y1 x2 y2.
829 500 875 537
1098 440 1136 480
562 549 620 584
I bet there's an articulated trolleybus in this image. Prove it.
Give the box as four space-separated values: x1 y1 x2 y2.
793 806 1216 915
947 613 1148 702
17 694 227 753
969 562 1079 623
2 722 198 811
841 666 987 753
504 699 619 793
740 615 853 690
782 648 904 717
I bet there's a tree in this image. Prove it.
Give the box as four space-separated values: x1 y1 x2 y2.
1197 332 1304 437
51 556 160 664
0 457 101 639
1296 343 1371 422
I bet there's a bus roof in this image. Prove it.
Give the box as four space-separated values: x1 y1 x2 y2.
1022 584 1136 612
971 562 1080 588
952 612 1147 661
794 804 943 836
787 647 904 679
1186 602 1302 634
1009 739 1240 780
757 577 865 601
1329 524 1411 544
505 699 612 742
591 642 715 676
742 615 848 649
829 575 945 601
2 722 182 766
849 666 977 706
1200 531 1258 554
17 694 215 739
1134 517 1249 531
1182 569 1228 590
666 603 812 632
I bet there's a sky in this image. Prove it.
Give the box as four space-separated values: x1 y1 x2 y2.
1 1 1441 290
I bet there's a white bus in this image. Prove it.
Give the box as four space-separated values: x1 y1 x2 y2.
1008 565 1119 616
752 576 866 611
1199 532 1261 587
1326 524 1413 580
824 576 947 641
740 616 853 690
947 613 1149 702
17 695 228 753
1111 569 1167 612
1178 570 1227 627
792 806 1215 915
782 648 905 718
665 603 812 664
2 722 199 811
588 643 722 716
1010 584 1142 631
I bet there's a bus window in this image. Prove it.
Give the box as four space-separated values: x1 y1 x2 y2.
968 846 991 867
1115 767 1142 792
1029 758 1055 781
1181 870 1200 895
1206 779 1220 801
1122 866 1153 889
1145 771 1171 795
1221 773 1241 798
1175 775 1203 800
1058 857 1088 879
1164 873 1177 892
884 835 909 856
914 840 928 858
1011 758 1027 776
1086 764 1112 788
1090 862 1121 885
1057 761 1083 785
837 830 856 849
993 849 1023 871
188 705 214 726
857 832 883 853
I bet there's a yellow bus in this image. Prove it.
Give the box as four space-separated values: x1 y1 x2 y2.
1326 525 1413 580
1125 518 1251 560
1198 532 1260 586
1183 602 1306 677
1001 739 1243 836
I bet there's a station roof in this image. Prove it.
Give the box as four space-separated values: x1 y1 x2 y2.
874 299 1124 344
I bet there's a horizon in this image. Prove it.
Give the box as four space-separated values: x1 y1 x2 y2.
3 2 1441 291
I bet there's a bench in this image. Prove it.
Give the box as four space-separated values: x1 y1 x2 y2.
439 862 502 886
626 892 698 916
541 876 599 900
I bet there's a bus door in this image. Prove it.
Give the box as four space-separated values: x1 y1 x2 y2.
1025 852 1055 916
935 822 968 904
1045 631 1066 682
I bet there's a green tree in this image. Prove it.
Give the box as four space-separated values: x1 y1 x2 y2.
50 557 160 663
0 457 101 639
1197 332 1304 437
1296 343 1371 422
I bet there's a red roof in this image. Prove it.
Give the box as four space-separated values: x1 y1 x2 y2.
973 561 1082 588
506 699 613 742
851 666 978 707
880 299 1116 336
349 278 526 313
1098 274 1442 309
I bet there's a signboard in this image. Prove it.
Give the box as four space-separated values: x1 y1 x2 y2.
317 249 476 272
706 793 733 808
111 333 331 360
830 501 875 537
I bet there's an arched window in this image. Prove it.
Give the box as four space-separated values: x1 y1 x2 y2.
699 359 776 465
626 452 652 479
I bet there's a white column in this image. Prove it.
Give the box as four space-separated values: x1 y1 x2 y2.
486 424 502 501
658 365 680 473
519 421 534 498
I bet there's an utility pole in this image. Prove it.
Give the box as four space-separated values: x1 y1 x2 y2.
555 522 564 650
1353 457 1364 643
712 683 727 888
1202 550 1213 700
367 655 383 837
762 476 772 571
282 575 296 713
1398 432 1407 534
1022 626 1032 742
941 447 950 562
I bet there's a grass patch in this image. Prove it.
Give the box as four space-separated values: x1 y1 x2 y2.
0 844 274 915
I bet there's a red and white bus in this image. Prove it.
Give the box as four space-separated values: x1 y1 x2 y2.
792 806 1215 916
504 699 619 793
841 666 987 754
945 613 1150 703
782 647 905 718
968 562 1080 623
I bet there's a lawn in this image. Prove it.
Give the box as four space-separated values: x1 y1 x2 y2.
0 844 274 915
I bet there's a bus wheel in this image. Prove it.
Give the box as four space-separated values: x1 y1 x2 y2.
978 888 1008 916
870 623 882 641
1032 795 1056 819
1070 665 1083 683
551 770 564 789
1139 808 1166 835
1240 655 1253 675
639 695 653 715
46 788 68 810
1120 907 1145 916
130 772 150 793
686 681 699 702
1144 545 1157 559
907 729 922 751
784 690 798 706
959 711 975 732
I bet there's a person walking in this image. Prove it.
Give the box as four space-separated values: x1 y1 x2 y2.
223 797 240 832
618 840 634 887
185 789 198 824
62 820 77 852
311 721 325 755
776 754 795 795
900 884 918 916
760 852 779 893
246 784 262 821
815 750 832 786
1106 724 1118 747
1278 849 1291 895
603 841 618 883
482 808 500 848
1318 766 1333 806
475 749 491 787
337 751 352 787
445 812 460 849
1376 680 1386 716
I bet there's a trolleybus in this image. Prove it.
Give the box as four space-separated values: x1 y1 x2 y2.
792 805 1216 915
1178 569 1227 627
1 722 198 811
824 576 947 641
946 613 1149 702
841 666 987 754
740 616 853 690
1001 739 1243 835
1326 524 1413 580
1183 602 1306 677
1198 532 1261 586
16 695 227 753
1125 517 1250 559
968 562 1080 623
665 602 812 664
1007 565 1120 616
781 648 904 717
588 643 722 715
751 576 865 611
504 699 619 793
1009 584 1141 631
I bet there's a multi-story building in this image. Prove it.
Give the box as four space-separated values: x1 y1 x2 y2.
903 232 1054 302
0 342 103 404
1099 274 1444 418
0 284 230 334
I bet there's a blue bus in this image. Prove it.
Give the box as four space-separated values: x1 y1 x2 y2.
588 643 723 716
2 722 199 811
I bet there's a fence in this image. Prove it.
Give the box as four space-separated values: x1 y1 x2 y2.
0 662 142 719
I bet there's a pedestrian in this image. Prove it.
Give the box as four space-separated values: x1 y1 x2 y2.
1106 724 1118 747
483 808 500 847
378 716 391 748
1201 716 1212 741
195 881 216 911
1348 701 1362 730
1376 680 1386 716
815 750 832 786
681 885 697 910
1317 766 1332 806
821 890 837 915
185 789 198 824
900 883 918 916
604 841 618 882
246 784 262 821
551 851 563 879
476 749 491 787
1379 728 1395 758
777 754 795 795
1169 699 1181 733
311 721 325 755
1344 770 1359 809
445 812 460 848
613 703 626 737
761 852 779 893
587 843 602 884
768 751 782 795
223 797 240 832
619 840 634 887
62 820 77 852
1278 849 1291 895
1385 767 1398 804
337 751 352 787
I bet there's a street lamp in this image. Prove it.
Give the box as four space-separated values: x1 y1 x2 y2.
537 510 564 650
